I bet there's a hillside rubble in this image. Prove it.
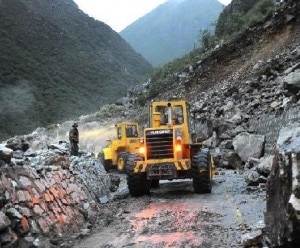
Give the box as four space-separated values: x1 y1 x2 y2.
125 0 300 171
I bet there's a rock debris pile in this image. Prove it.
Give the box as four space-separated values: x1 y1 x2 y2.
0 137 121 248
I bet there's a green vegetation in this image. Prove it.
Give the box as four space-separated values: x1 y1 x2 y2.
215 0 275 41
98 104 125 118
143 0 275 100
0 0 152 140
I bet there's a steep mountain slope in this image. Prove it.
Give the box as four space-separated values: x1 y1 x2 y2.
140 0 296 104
120 0 223 66
121 0 300 149
0 0 152 140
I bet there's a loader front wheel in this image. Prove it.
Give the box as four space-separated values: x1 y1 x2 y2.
150 180 159 188
126 153 150 196
192 148 212 194
117 152 129 173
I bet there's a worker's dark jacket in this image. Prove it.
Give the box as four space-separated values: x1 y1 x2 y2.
69 127 79 143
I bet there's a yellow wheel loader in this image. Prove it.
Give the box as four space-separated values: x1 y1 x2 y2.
101 122 141 172
126 100 215 196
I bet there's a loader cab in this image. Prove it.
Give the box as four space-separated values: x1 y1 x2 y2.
150 102 185 127
148 100 193 144
117 123 139 139
102 122 141 172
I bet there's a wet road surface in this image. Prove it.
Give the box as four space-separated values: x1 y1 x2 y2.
74 170 265 248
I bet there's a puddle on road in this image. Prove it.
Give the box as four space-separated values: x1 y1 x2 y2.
127 201 225 247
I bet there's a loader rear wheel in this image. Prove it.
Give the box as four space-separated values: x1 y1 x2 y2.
192 148 212 194
117 152 129 173
126 153 150 197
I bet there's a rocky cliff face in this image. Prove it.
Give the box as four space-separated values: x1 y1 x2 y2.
265 124 300 246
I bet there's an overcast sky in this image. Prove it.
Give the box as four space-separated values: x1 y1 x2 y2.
73 0 232 32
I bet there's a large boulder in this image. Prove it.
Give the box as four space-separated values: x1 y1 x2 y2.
282 69 300 94
257 155 274 177
265 123 300 246
232 132 265 162
0 144 13 164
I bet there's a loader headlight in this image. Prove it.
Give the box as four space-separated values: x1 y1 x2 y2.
175 138 182 152
139 146 145 154
175 143 182 152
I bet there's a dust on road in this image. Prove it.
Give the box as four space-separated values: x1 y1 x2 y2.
73 170 265 248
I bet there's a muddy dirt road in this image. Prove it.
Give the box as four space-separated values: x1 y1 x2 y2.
73 170 265 248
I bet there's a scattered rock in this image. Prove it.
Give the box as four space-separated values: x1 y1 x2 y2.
0 212 11 231
241 230 263 247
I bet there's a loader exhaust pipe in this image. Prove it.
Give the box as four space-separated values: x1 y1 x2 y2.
167 102 172 125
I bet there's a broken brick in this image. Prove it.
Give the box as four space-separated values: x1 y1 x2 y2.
21 217 30 234
33 180 45 193
61 198 69 205
44 192 53 202
57 187 66 198
38 218 50 234
57 214 64 225
49 187 59 199
33 205 44 216
32 196 40 205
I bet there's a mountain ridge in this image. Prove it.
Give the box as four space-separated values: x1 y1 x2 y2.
120 0 223 66
0 0 152 140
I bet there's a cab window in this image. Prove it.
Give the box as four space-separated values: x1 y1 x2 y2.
155 105 183 125
173 105 183 124
155 106 168 124
126 125 138 137
117 127 122 139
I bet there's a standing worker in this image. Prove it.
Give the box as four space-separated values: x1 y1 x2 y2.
69 123 79 156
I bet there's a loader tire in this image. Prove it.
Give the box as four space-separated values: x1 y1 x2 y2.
117 152 129 173
150 180 159 188
103 160 113 172
126 153 150 197
192 148 212 194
